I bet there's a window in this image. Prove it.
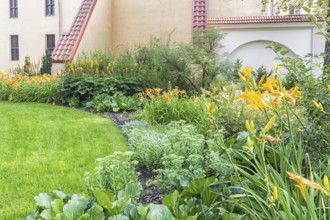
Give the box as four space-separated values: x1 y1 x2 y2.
10 0 18 18
46 0 55 16
11 35 19 61
46 34 55 54
289 5 301 15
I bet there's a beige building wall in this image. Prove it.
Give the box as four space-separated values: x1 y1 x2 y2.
75 0 113 58
0 0 82 71
111 0 193 50
208 0 265 17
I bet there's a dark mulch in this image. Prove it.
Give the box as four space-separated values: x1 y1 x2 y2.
108 112 163 204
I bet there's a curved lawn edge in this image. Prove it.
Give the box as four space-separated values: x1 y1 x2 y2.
0 102 127 219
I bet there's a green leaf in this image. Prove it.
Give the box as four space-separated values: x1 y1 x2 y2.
93 190 116 212
88 204 105 220
108 215 129 220
201 188 219 207
123 204 139 219
77 213 91 220
184 177 216 195
63 194 89 220
162 190 180 213
147 204 175 220
40 209 55 219
51 199 64 214
35 193 55 209
118 182 142 199
137 205 149 220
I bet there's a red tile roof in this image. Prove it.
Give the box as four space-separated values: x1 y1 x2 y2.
52 0 97 63
207 14 325 25
193 0 207 31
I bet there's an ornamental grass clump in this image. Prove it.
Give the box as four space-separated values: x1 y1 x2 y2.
0 73 60 103
138 88 212 135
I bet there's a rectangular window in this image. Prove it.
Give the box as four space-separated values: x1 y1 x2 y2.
11 35 19 61
46 0 55 16
10 0 18 18
46 34 55 54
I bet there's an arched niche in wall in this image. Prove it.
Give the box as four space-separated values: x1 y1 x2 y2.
228 40 296 71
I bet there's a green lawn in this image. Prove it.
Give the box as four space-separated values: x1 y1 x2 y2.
0 102 127 219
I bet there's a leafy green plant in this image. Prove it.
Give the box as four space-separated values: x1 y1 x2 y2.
86 92 142 112
85 152 139 194
138 88 212 135
57 75 143 109
27 191 103 220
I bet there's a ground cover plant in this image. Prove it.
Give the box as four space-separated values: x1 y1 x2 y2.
0 102 127 219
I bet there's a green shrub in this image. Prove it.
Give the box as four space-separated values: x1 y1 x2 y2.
40 50 52 74
57 74 143 110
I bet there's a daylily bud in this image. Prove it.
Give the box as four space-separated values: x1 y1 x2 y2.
312 101 324 112
247 136 253 148
273 186 278 202
273 61 279 73
262 115 277 135
324 175 330 192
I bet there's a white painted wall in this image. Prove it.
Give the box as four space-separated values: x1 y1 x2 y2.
215 22 325 75
0 0 82 71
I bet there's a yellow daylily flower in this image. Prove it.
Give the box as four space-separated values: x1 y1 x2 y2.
262 135 283 143
206 102 215 114
328 85 330 93
287 171 328 201
239 66 255 80
260 76 277 92
246 90 269 109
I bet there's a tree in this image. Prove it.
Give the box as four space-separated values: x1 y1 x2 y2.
40 50 52 74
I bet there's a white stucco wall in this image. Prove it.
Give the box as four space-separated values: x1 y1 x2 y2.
215 22 325 75
0 0 82 71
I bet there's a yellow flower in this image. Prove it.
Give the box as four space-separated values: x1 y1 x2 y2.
287 171 328 201
260 76 277 92
258 74 266 86
328 85 330 93
246 91 269 109
161 93 173 104
262 135 283 143
206 102 215 114
238 66 254 80
239 88 253 102
288 86 302 97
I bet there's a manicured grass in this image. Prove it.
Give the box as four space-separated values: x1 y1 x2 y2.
0 102 127 219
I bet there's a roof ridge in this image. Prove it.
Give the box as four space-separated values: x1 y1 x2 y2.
52 0 98 63
207 14 325 25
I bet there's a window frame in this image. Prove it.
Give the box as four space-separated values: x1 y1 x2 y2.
9 0 18 18
46 0 55 16
46 34 56 54
10 35 19 61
